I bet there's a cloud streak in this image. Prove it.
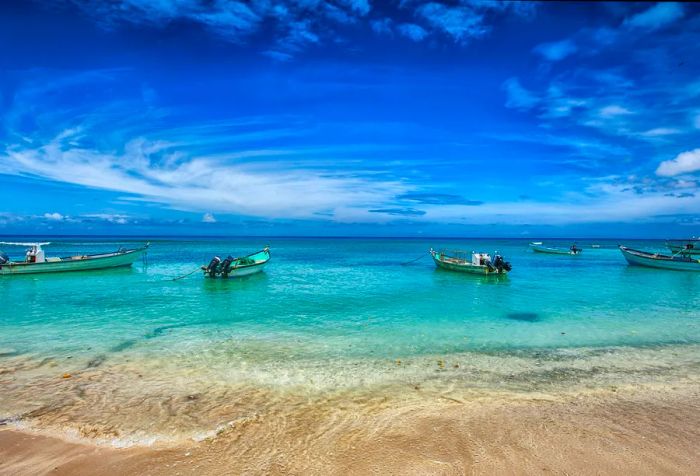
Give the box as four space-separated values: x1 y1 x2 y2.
2 129 413 222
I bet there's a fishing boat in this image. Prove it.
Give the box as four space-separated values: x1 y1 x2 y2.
529 242 582 255
202 246 270 278
619 246 700 272
666 238 700 256
429 248 511 275
0 242 148 275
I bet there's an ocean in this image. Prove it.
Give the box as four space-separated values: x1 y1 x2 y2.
1 237 699 446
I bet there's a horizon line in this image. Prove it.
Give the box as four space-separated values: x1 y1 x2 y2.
0 234 692 241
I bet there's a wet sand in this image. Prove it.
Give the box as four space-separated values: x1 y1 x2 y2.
2 384 699 475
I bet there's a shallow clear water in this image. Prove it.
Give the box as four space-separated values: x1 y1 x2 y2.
1 237 699 443
2 237 699 359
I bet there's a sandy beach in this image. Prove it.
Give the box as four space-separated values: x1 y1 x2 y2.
2 382 699 475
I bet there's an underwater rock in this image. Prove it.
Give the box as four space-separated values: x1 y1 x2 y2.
506 312 540 322
87 355 106 368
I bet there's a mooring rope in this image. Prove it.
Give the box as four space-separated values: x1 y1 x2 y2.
169 267 202 281
401 252 428 266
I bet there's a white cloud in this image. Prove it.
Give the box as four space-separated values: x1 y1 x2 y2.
599 105 633 117
533 39 577 61
202 213 216 223
43 212 64 221
625 3 684 31
656 148 700 177
83 213 129 224
672 179 697 189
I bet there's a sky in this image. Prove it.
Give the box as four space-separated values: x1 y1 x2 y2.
1 0 699 237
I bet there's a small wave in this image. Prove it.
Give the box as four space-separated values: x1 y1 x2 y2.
4 418 177 448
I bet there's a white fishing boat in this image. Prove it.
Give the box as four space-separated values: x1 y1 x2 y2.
202 246 270 278
619 246 700 272
430 248 511 275
0 242 148 275
529 242 582 255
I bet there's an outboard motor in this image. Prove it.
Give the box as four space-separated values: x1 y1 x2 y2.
219 256 235 277
205 256 221 277
485 257 496 272
0 252 9 265
494 255 512 273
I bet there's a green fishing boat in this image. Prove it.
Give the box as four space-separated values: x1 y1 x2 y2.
430 248 512 275
0 242 148 276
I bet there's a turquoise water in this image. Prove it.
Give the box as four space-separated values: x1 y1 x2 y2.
2 237 700 443
2 237 699 359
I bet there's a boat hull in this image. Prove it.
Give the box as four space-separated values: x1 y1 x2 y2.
224 261 268 277
431 254 507 275
619 246 700 272
530 244 580 255
0 247 147 275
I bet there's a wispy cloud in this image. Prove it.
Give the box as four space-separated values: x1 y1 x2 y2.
533 39 577 61
63 0 370 59
370 18 393 36
599 105 633 118
639 127 682 138
58 0 536 58
397 23 428 42
368 208 426 217
2 129 412 221
624 2 684 31
502 78 539 110
340 0 371 16
415 3 487 43
398 193 483 206
490 132 629 160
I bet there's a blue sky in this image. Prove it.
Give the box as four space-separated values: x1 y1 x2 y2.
1 1 699 237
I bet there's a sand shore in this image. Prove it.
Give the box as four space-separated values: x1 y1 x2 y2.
2 384 699 475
